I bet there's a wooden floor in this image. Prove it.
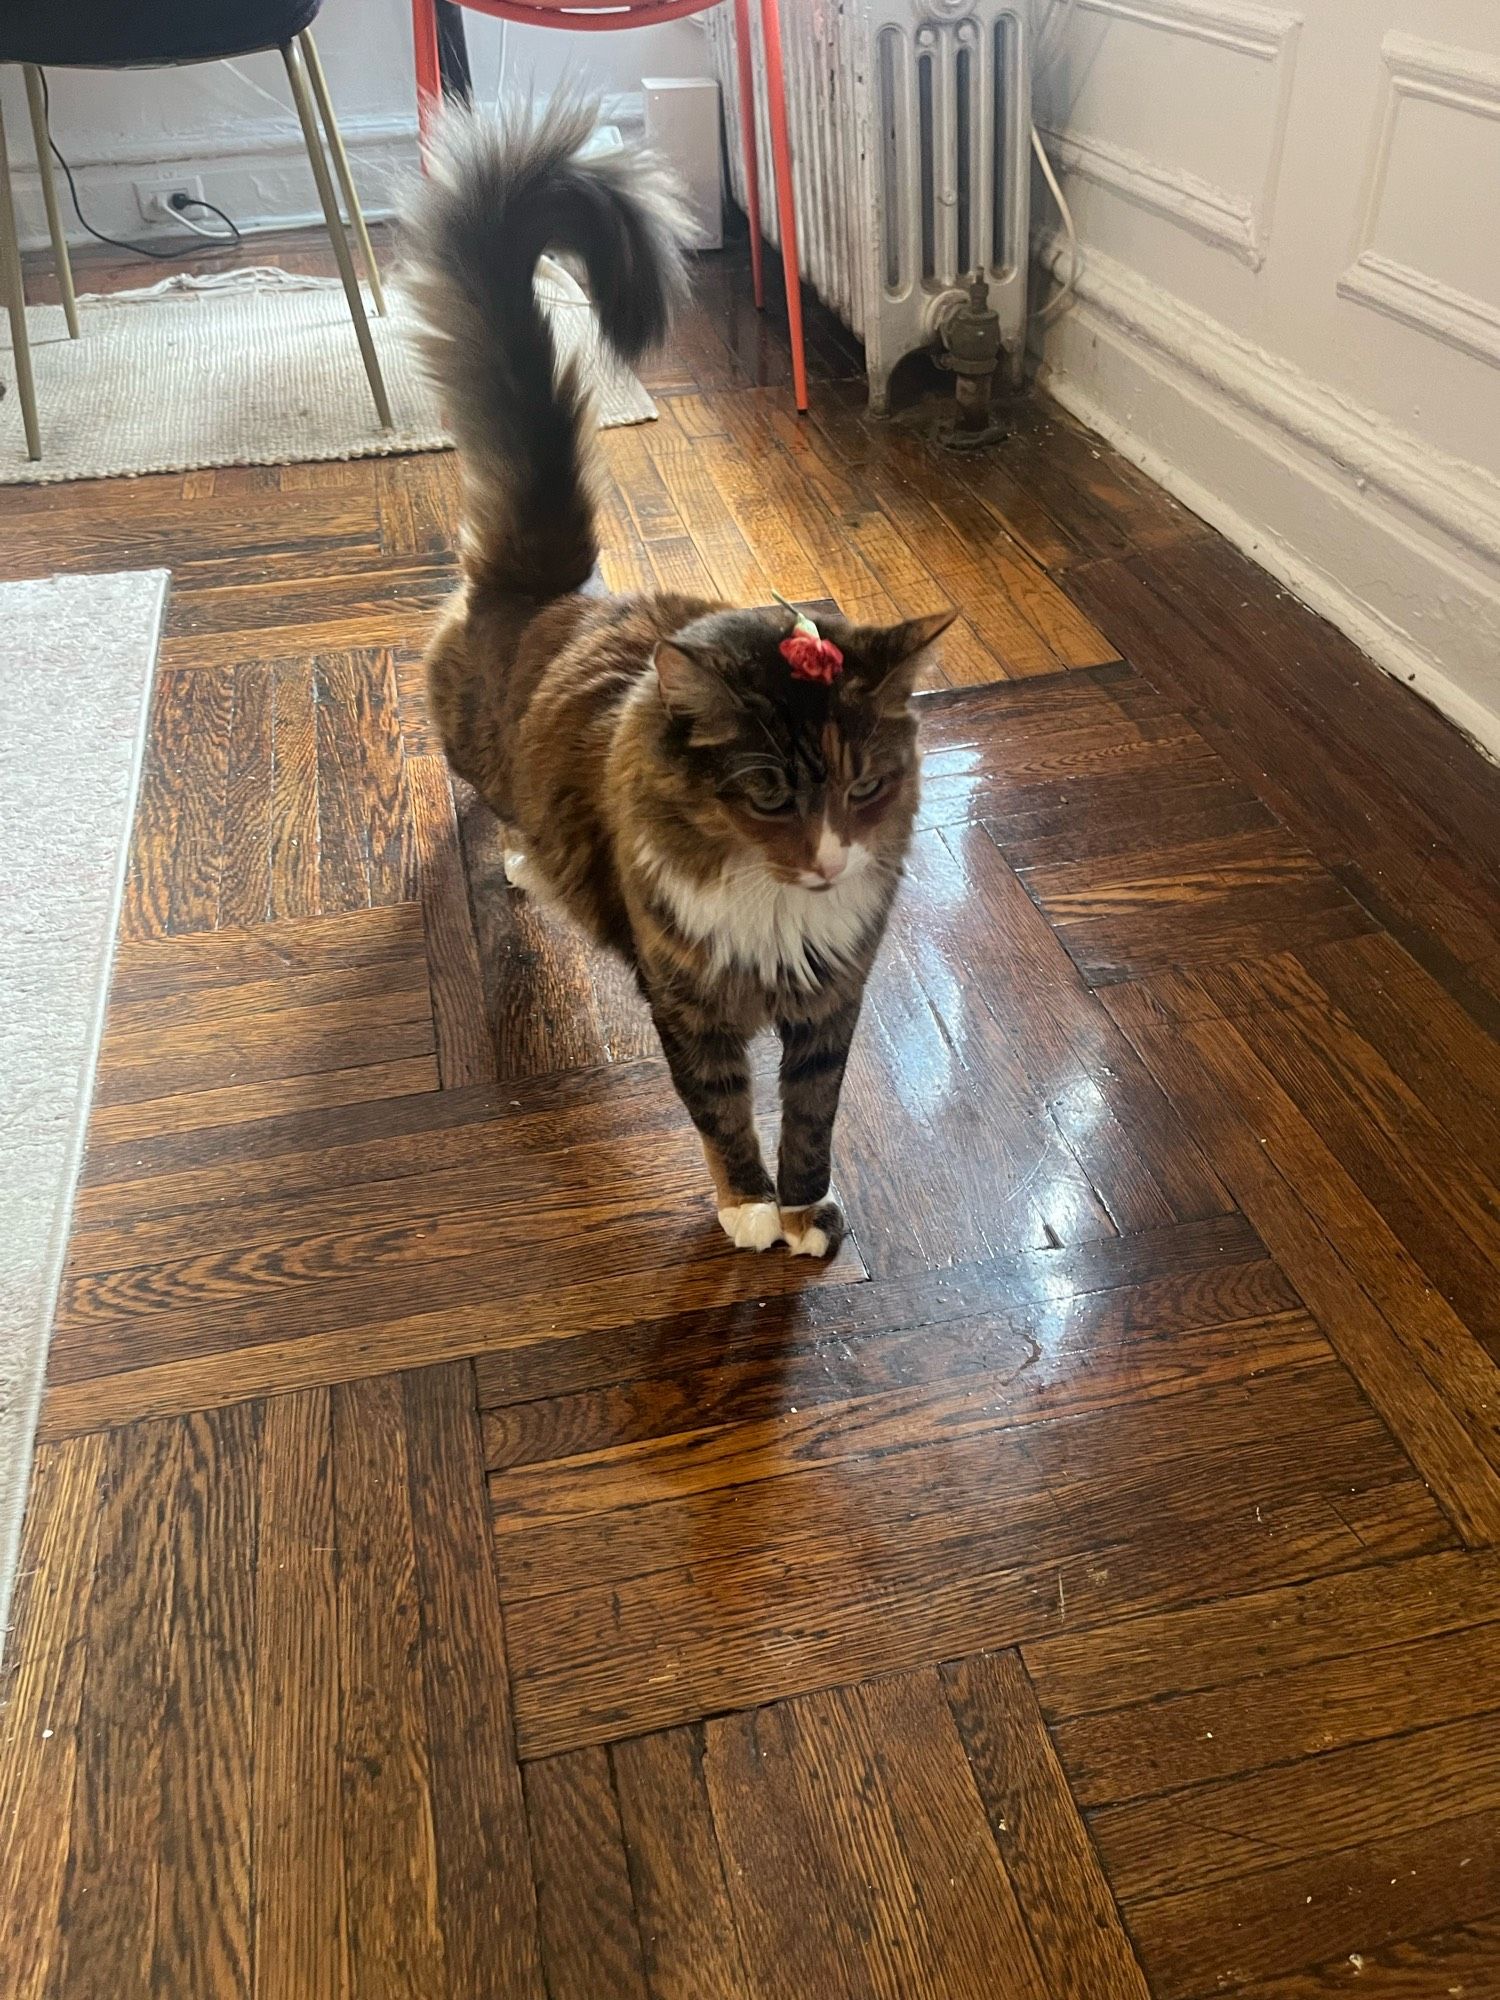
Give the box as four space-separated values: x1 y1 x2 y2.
5 231 1500 1999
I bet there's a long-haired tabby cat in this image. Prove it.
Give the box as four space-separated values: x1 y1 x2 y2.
404 102 953 1258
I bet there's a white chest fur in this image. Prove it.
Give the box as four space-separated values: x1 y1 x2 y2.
639 845 889 989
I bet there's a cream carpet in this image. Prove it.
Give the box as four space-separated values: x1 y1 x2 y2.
0 260 656 484
0 570 167 1648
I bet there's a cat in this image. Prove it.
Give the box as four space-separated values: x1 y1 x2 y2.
403 101 953 1258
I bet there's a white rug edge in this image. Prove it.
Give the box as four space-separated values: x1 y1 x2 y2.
0 568 170 1651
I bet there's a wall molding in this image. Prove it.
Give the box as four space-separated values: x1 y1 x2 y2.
1338 254 1500 371
1043 0 1301 270
1034 230 1500 757
1339 34 1500 365
1039 130 1261 264
1074 0 1298 62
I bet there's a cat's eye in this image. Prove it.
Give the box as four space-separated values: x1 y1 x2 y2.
848 774 885 802
745 783 795 816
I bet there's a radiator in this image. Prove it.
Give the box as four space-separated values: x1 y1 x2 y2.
704 0 1031 412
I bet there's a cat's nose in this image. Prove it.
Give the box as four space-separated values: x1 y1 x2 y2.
812 833 849 882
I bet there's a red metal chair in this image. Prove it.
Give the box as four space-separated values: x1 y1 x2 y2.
409 0 808 410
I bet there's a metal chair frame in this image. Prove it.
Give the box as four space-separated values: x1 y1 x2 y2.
0 28 391 463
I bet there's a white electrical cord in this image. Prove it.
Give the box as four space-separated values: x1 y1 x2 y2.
170 202 239 243
1028 0 1080 324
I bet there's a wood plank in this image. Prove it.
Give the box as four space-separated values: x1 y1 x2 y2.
83 1054 440 1153
105 902 428 1002
480 1254 1302 1472
705 1673 1049 2000
486 1347 1406 1610
1066 553 1500 1014
501 1374 1437 1754
1093 1710 1500 1905
900 822 1231 1230
1107 982 1500 1544
119 671 189 941
92 985 434 1105
1054 1615 1500 1805
1024 1546 1496 1721
1305 931 1500 1182
401 1364 546 2000
376 455 460 557
165 665 234 932
840 926 1116 1272
1219 1913 1500 1998
485 1311 1327 1538
1122 1804 1500 2000
252 1389 345 2000
610 1727 753 2000
1221 982 1500 1355
158 563 453 670
49 1418 183 1998
407 760 496 1088
220 663 274 927
524 1748 649 2000
0 1436 107 2000
332 1374 448 1999
944 1650 1151 2000
269 659 320 920
153 1404 259 2000
471 1215 1277 1409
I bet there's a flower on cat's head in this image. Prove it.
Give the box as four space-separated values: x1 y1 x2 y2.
780 631 845 683
774 593 845 684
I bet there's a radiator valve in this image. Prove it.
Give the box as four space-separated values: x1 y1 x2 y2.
935 274 1006 448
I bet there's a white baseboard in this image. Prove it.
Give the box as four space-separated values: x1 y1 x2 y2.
9 94 645 253
1032 234 1500 763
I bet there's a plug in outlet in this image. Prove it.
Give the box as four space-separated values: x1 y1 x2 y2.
133 176 206 225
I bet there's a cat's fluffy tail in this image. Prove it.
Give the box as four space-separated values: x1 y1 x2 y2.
402 100 692 601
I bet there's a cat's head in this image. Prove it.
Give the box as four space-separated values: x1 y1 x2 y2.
649 604 954 890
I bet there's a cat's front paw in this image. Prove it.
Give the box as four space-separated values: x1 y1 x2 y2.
779 1199 845 1259
718 1200 783 1252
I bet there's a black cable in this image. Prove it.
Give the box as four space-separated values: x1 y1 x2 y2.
40 70 242 261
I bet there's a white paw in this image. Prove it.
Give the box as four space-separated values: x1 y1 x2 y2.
784 1222 830 1259
718 1201 783 1251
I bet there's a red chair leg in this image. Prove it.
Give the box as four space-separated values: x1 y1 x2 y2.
412 0 443 152
731 0 764 310
758 0 808 412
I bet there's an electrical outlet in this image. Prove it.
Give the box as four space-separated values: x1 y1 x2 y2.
133 175 206 224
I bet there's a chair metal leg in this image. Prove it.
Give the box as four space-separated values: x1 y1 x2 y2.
23 65 78 339
282 39 392 429
298 31 387 316
0 94 41 459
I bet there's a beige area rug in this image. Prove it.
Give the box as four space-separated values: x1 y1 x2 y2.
0 259 656 484
0 570 167 1646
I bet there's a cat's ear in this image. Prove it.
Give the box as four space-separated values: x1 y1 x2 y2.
864 609 957 709
653 640 738 744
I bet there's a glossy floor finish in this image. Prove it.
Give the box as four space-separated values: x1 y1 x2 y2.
4 232 1500 1999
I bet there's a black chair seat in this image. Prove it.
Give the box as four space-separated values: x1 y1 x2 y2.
0 0 323 68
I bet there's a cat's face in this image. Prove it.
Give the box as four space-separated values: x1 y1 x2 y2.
652 607 954 890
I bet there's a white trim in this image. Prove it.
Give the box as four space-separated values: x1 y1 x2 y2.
1046 0 1301 269
1074 0 1298 62
1339 34 1500 366
1037 128 1261 264
1338 254 1500 371
1033 232 1500 760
